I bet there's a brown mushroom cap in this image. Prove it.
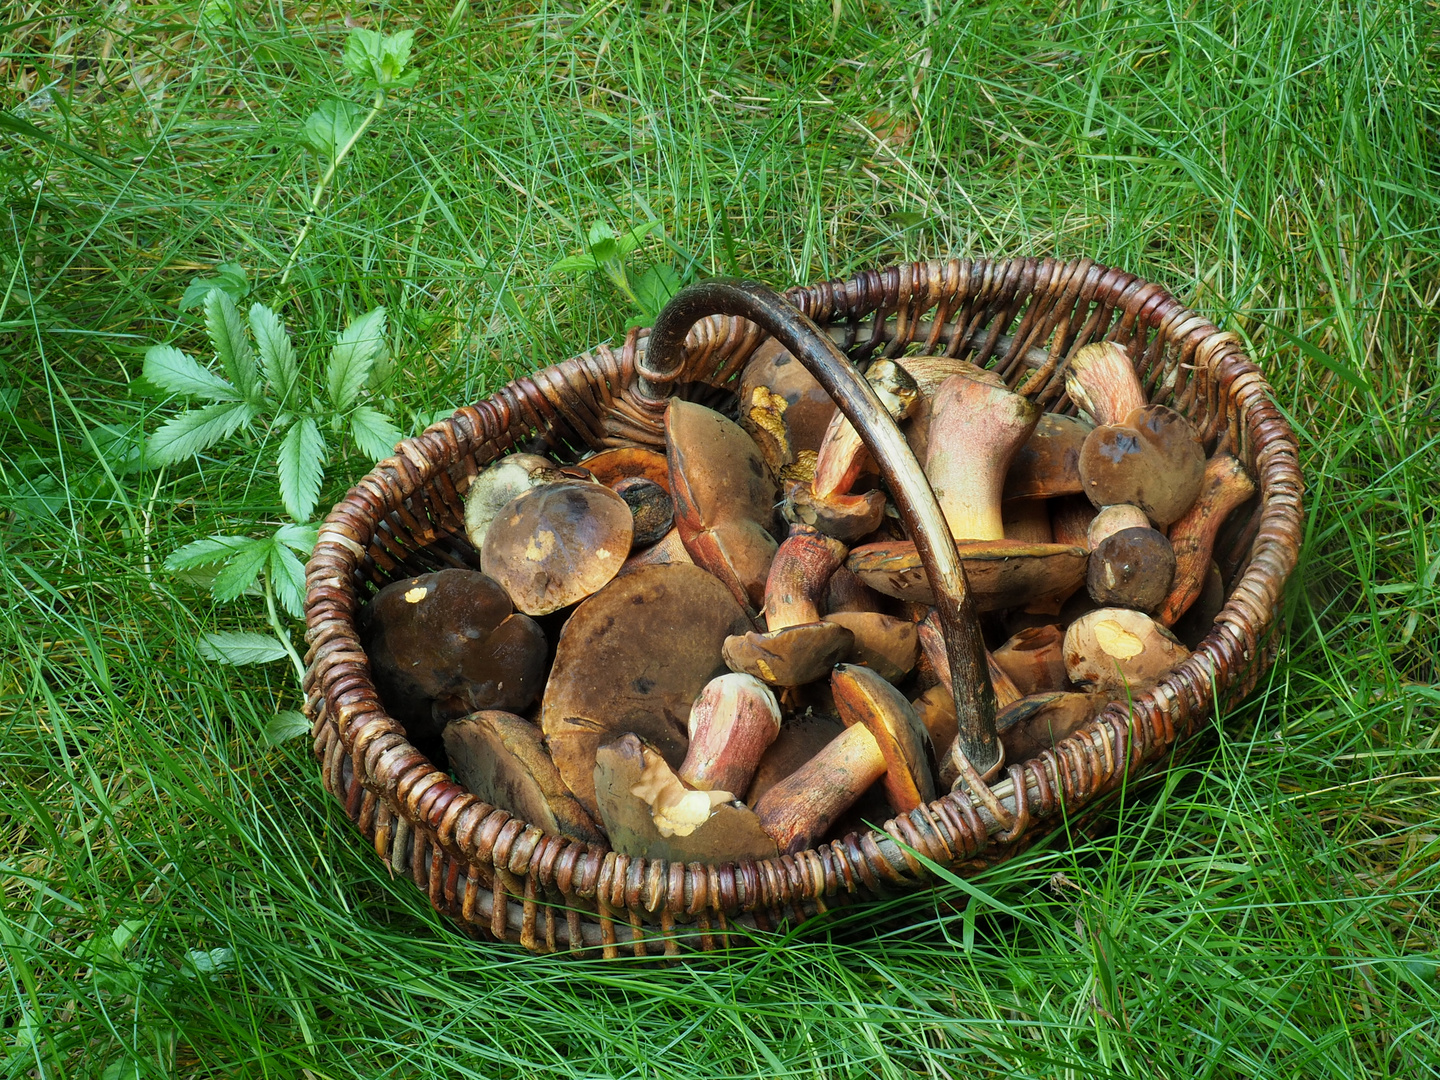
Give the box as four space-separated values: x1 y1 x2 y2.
678 672 782 794
443 711 605 844
360 569 548 741
995 691 1107 763
1063 607 1191 693
738 337 838 459
593 734 779 863
1086 526 1176 612
541 563 751 819
911 683 958 757
831 663 934 811
822 611 918 683
462 453 555 552
1003 413 1092 500
722 621 854 687
845 538 1088 612
1078 405 1205 526
991 624 1069 696
617 526 694 575
576 446 671 492
612 475 675 548
782 481 887 542
481 480 633 616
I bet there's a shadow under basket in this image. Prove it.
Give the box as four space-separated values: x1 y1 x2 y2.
302 257 1304 958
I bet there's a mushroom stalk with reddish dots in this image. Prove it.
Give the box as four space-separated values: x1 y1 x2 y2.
1158 453 1255 626
678 673 782 795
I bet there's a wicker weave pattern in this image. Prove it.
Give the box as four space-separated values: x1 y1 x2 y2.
302 258 1303 957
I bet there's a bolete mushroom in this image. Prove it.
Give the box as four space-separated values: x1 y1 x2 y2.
666 399 780 616
992 692 1106 769
677 673 782 795
1157 453 1255 626
462 452 555 552
915 609 1022 708
738 337 838 475
593 734 778 863
821 611 918 683
1063 607 1191 694
1085 503 1175 612
611 475 675 548
443 711 604 843
481 479 633 616
1066 342 1205 526
1003 413 1093 500
722 526 854 686
359 569 548 741
991 624 1069 696
744 711 846 806
541 563 751 819
752 664 933 854
617 525 694 574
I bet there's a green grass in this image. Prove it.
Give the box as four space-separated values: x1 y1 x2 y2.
3 0 1439 1076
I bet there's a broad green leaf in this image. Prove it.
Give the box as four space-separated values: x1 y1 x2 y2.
143 344 239 402
197 631 288 665
302 99 365 161
550 253 601 274
586 222 616 246
613 219 662 258
180 262 248 310
163 535 256 572
147 401 256 465
343 27 417 90
249 303 299 407
265 710 312 743
327 307 386 411
181 947 235 980
268 542 307 618
587 237 618 264
631 264 681 318
204 289 259 404
277 416 326 525
347 405 401 461
210 539 272 602
275 522 319 555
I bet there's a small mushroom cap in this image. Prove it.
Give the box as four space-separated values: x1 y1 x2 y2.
360 569 547 740
443 711 604 844
612 476 675 548
1063 607 1191 693
666 399 778 535
846 538 1088 612
1086 525 1176 612
462 453 555 551
722 622 854 687
1003 413 1092 500
822 611 918 683
576 446 671 492
1078 405 1205 526
679 672 782 794
744 712 846 805
995 691 1106 762
831 664 935 811
991 624 1069 696
782 482 887 543
482 480 633 616
594 734 779 863
541 563 751 819
1087 503 1151 547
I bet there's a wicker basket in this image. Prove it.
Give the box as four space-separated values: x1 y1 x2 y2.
302 257 1303 957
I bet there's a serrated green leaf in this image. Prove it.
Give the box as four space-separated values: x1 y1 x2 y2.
327 307 386 411
277 416 326 525
343 27 417 90
204 289 259 404
265 710 312 743
249 303 299 407
211 539 272 602
163 535 256 572
587 222 616 246
342 27 384 80
347 405 401 461
197 631 288 665
551 253 601 274
146 401 256 465
143 344 240 402
268 543 307 618
275 522 319 555
632 264 681 319
180 262 248 310
302 99 365 160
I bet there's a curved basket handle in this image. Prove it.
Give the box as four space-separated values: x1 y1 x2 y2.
641 279 1001 778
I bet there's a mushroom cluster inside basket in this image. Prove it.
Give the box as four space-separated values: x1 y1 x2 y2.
302 259 1303 958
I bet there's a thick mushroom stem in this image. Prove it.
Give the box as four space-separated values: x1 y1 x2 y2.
751 722 887 855
678 673 782 794
925 371 1041 541
764 525 849 629
1063 341 1147 426
811 360 920 498
1158 454 1256 626
641 280 1004 780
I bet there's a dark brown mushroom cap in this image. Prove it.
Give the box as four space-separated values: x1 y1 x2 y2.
359 569 547 741
822 611 918 683
593 734 779 863
462 452 556 552
612 476 675 548
443 711 604 844
995 691 1106 763
781 481 887 543
666 399 778 533
722 622 854 687
846 538 1088 612
576 446 671 492
1087 525 1176 612
831 663 934 811
1078 405 1205 526
1003 413 1092 500
738 337 837 457
541 563 751 819
481 479 633 616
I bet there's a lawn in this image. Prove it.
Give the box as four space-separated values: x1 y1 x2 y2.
2 1 1438 1076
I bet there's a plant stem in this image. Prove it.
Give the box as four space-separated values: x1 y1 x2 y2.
278 91 386 287
264 575 307 684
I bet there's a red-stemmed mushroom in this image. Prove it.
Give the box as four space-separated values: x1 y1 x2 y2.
677 673 782 795
1157 453 1255 626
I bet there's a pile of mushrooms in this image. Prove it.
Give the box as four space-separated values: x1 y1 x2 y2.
356 338 1256 864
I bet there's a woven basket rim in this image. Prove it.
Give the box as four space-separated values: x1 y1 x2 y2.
302 256 1304 955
